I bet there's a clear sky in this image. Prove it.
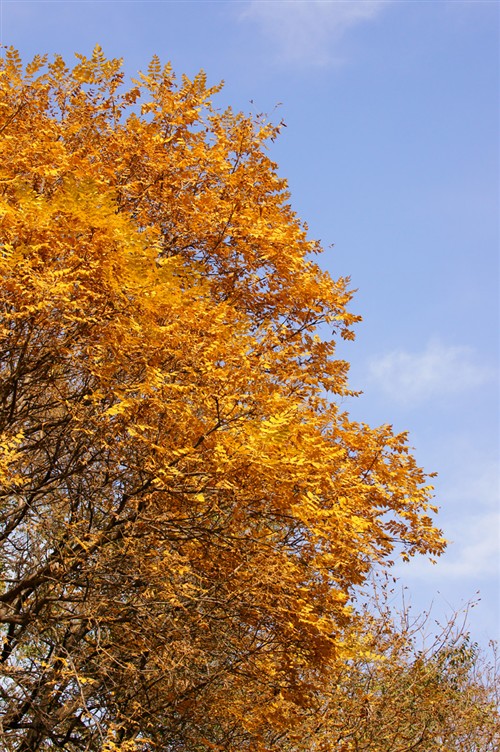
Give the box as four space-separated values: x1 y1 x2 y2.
2 0 498 646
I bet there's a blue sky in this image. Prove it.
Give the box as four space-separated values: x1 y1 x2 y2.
3 0 498 646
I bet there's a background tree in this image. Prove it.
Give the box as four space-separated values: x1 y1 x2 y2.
0 45 481 750
287 580 500 752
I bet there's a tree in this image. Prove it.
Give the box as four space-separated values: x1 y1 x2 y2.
289 579 500 752
0 45 456 750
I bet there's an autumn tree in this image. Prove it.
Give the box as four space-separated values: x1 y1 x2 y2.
0 46 454 750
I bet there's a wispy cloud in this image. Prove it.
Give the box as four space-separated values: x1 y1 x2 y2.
368 338 496 406
396 454 500 581
440 512 499 579
241 0 391 67
401 511 500 581
442 456 500 580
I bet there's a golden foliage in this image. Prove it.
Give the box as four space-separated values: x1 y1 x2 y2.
0 46 479 751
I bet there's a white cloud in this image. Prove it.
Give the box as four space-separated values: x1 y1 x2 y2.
395 455 500 581
438 459 500 579
368 338 495 405
439 512 499 579
401 510 500 581
444 455 499 513
241 0 391 66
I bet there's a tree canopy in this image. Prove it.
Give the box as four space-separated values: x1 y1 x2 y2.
0 46 496 751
